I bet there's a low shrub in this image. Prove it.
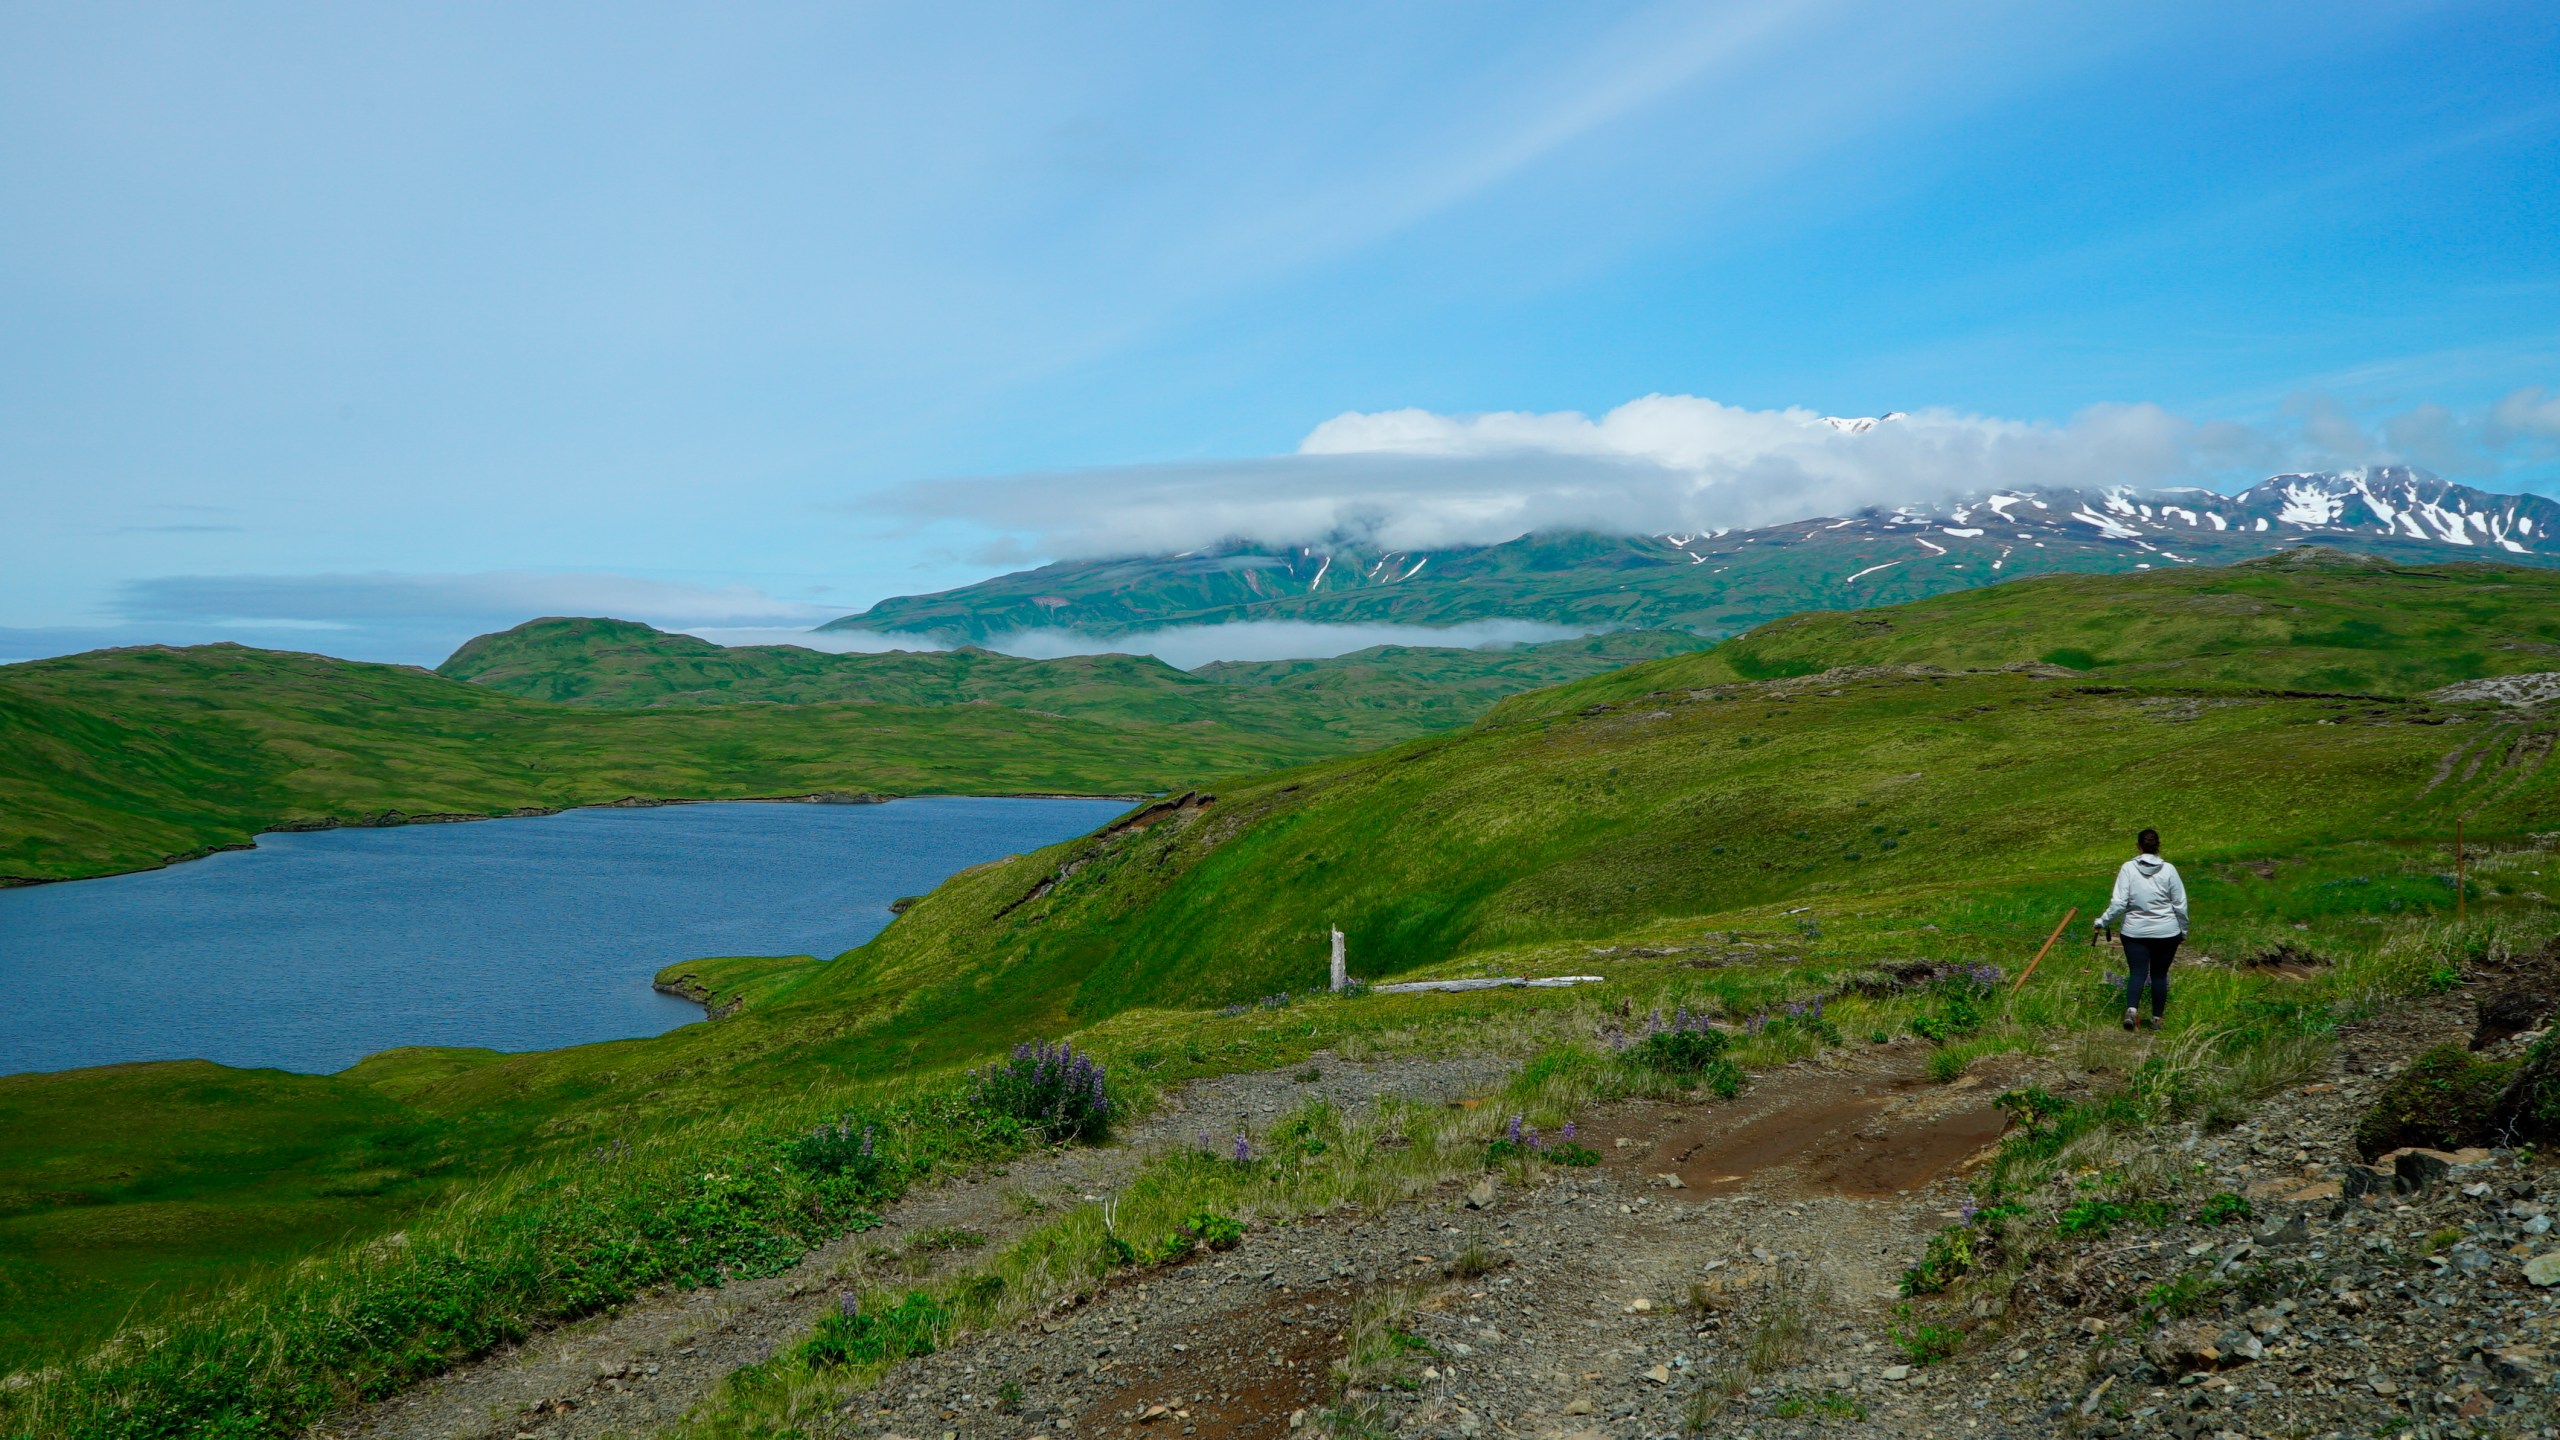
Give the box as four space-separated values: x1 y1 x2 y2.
2351 1044 2514 1159
801 1290 949 1369
1623 1009 1731 1074
1889 1304 1962 1365
785 1120 892 1193
1142 1209 1245 1264
2055 1197 2172 1238
1486 1115 1600 1165
968 1040 1114 1144
1899 1226 1974 1296
1909 966 2003 1043
1994 1087 2071 1133
2192 1192 2254 1227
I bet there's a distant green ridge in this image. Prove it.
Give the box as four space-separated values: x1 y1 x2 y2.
436 616 1707 747
0 627 1708 884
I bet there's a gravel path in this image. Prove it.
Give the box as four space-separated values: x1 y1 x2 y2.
322 1053 1515 1440
850 1042 2030 1440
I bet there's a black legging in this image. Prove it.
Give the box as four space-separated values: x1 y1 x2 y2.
2121 935 2181 1017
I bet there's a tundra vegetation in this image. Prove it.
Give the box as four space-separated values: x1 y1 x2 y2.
1 550 2553 1439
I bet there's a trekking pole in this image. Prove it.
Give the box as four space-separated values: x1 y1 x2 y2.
2009 906 2078 1001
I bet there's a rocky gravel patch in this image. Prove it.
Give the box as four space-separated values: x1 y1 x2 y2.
323 1054 1515 1440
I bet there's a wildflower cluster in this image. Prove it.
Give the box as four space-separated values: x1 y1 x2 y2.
784 1120 890 1192
968 1040 1113 1144
1743 995 1843 1048
1910 963 2005 1043
1610 1008 1744 1096
1600 1005 1721 1054
1487 1115 1600 1167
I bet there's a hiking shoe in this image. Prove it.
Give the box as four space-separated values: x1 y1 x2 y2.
2145 1014 2163 1031
2123 1007 2138 1031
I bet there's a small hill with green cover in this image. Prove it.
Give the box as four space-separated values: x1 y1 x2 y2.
1487 548 2560 720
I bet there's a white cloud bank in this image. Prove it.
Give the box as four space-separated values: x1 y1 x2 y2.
898 388 2560 561
896 396 2264 559
985 619 1591 669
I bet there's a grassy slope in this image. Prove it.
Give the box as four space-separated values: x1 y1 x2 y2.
7 557 2554 1377
0 1064 453 1358
1487 549 2560 720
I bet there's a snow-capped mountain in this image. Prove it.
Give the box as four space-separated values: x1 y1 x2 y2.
827 468 2560 644
1649 467 2560 572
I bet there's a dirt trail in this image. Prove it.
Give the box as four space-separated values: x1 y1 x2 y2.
853 1041 2045 1440
322 1054 1512 1440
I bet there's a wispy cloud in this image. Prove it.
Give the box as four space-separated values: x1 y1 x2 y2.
113 571 832 630
0 572 840 667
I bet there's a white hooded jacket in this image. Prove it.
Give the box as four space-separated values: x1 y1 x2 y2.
2096 854 2188 939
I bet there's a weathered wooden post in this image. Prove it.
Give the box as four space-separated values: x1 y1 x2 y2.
1329 926 1347 992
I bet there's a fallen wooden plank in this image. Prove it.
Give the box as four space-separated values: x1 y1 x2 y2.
1371 974 1606 994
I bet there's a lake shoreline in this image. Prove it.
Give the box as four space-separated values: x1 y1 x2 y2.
0 789 1154 888
3 794 1139 1076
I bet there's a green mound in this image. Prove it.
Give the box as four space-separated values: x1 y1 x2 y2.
2352 1045 2517 1159
1487 550 2560 721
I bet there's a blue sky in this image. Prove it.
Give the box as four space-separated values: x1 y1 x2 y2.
2 0 2556 663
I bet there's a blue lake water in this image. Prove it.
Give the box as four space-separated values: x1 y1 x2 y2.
0 797 1129 1077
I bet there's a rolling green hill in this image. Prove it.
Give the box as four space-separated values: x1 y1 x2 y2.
1 630 1705 885
1485 548 2560 721
0 646 1212 884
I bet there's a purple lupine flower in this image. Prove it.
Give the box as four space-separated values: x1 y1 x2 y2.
1200 1131 1215 1153
859 1126 875 1158
1562 1121 1577 1141
839 1291 860 1319
1233 1133 1252 1163
1960 1199 1979 1224
1507 1114 1524 1144
1526 1127 1544 1152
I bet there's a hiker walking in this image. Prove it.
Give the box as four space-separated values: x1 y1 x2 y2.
2095 827 2187 1031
